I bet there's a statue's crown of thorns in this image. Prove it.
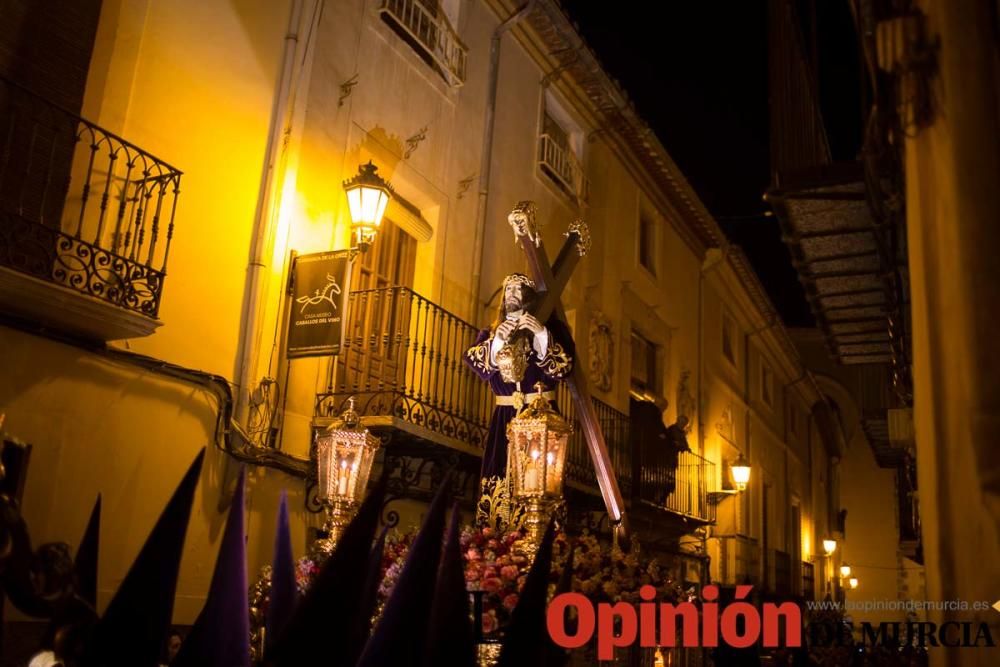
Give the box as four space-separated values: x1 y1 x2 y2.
503 272 536 291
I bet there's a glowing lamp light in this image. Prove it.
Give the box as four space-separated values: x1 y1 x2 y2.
312 397 380 556
508 387 570 498
823 538 838 556
848 577 859 590
731 454 751 491
343 161 392 250
840 564 852 578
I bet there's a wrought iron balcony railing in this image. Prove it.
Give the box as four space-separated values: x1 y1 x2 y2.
0 77 181 319
538 133 589 203
556 385 632 500
379 0 468 86
637 449 716 523
316 286 492 449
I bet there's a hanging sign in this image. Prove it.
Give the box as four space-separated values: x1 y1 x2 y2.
286 250 351 359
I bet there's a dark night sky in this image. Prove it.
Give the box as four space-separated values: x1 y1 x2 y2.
562 0 865 327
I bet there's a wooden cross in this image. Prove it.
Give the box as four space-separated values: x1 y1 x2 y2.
508 203 631 544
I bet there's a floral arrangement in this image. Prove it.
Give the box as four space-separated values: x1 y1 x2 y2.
459 526 530 633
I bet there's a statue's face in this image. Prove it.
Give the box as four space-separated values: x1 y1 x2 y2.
504 282 525 311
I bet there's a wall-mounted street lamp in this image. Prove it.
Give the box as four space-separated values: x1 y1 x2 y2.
709 452 752 504
822 538 838 556
731 454 751 492
343 161 393 252
840 563 852 578
848 577 859 590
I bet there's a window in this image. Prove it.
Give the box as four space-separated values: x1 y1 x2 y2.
638 214 656 275
538 95 588 202
722 310 737 366
630 330 658 395
761 363 774 407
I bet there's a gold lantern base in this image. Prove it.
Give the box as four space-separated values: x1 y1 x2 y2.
310 498 359 560
514 495 562 559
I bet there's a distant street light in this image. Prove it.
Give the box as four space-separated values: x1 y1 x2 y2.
823 538 837 556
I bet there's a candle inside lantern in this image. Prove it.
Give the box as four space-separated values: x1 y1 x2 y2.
523 443 540 492
337 457 349 497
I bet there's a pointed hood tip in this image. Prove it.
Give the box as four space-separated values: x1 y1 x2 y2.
86 449 205 665
171 458 249 667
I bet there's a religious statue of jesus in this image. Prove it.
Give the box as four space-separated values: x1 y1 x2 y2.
464 271 575 526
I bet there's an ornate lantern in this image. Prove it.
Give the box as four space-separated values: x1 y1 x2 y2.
312 397 380 556
343 161 392 251
507 383 571 552
822 538 837 556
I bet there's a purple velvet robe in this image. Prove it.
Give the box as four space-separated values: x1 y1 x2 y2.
463 318 575 479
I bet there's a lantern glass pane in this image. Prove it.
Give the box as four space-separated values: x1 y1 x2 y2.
509 422 569 498
316 430 379 504
373 190 389 227
346 187 363 225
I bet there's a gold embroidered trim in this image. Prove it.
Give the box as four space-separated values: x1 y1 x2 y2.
537 341 573 378
465 338 493 373
477 475 526 533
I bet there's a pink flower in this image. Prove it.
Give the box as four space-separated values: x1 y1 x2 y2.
503 594 519 610
482 527 494 538
482 577 503 593
482 610 498 634
500 565 519 581
483 566 498 579
466 548 481 561
487 538 500 550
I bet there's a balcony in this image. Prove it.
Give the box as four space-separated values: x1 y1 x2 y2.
0 77 181 340
538 133 589 203
315 286 714 525
316 287 491 453
379 0 468 87
636 450 715 524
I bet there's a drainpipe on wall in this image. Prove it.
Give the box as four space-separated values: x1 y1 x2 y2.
468 0 536 324
234 0 307 425
699 247 726 558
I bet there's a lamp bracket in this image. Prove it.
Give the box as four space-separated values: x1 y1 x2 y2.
707 490 740 505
